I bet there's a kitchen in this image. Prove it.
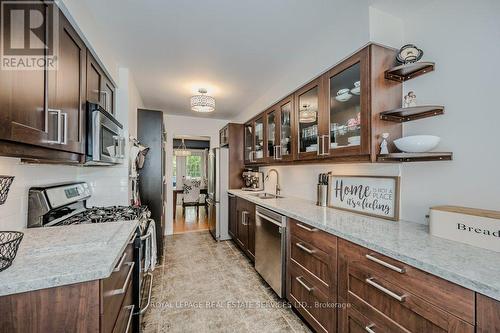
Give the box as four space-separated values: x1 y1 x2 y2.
0 0 499 332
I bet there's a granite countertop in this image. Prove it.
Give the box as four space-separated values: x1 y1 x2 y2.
229 189 500 301
0 221 138 296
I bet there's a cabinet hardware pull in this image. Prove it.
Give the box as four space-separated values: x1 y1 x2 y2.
295 223 317 232
241 211 249 225
124 304 135 333
365 324 376 333
365 254 405 273
139 272 154 314
113 252 127 272
317 136 321 156
295 242 315 254
61 112 68 145
296 276 314 292
365 277 406 302
47 109 62 144
321 135 330 156
105 262 135 296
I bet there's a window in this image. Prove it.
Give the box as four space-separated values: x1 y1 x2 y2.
186 155 202 178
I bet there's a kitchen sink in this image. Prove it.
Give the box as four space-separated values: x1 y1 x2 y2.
250 193 284 199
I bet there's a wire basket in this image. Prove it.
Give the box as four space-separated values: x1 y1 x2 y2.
0 231 23 272
0 176 14 205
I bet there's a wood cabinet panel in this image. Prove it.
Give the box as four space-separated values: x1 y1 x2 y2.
235 197 255 261
338 239 474 324
288 264 336 333
290 235 332 292
101 243 134 333
289 219 336 254
110 281 133 333
0 281 100 333
476 294 500 333
87 54 103 105
0 1 49 148
47 11 86 154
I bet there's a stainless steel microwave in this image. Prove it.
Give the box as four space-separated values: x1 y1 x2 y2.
85 102 125 165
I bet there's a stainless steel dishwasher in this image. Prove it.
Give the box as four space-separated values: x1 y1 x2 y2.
255 206 287 298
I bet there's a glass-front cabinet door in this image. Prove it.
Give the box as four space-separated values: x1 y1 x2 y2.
295 78 325 160
326 50 369 156
254 116 266 162
266 108 277 161
278 96 294 161
244 122 254 164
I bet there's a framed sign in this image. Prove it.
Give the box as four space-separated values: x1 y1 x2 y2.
328 175 400 221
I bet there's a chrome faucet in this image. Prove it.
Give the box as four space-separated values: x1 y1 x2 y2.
265 169 281 196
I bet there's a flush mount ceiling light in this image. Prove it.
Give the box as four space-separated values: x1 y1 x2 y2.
299 104 317 123
174 138 191 157
190 88 215 113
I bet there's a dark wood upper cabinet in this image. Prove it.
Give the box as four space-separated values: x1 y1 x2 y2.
46 11 86 154
243 122 254 164
277 95 295 162
0 1 50 149
86 54 103 105
324 45 401 161
86 51 115 115
295 77 326 161
263 95 295 163
243 43 402 166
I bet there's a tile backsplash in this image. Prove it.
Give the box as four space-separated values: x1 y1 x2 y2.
0 156 129 230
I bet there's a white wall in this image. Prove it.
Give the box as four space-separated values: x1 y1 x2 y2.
398 0 500 222
163 115 227 235
261 1 500 224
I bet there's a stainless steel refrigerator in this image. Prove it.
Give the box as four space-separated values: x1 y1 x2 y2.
207 147 230 240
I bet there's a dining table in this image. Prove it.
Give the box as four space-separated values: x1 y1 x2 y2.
173 187 208 218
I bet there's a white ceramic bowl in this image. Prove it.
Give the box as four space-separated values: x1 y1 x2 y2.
394 135 440 153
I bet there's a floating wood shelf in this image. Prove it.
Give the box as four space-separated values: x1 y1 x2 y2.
380 105 444 122
385 62 435 82
377 152 453 163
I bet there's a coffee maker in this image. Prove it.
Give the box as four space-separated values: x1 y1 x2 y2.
242 170 264 191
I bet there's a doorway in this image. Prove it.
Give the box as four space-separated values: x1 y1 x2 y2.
172 136 210 234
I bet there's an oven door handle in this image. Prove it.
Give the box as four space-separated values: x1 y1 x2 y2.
138 272 154 314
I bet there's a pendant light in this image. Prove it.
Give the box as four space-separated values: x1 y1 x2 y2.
190 88 216 113
174 138 191 157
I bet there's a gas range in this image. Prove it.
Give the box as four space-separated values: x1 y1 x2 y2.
27 182 153 333
27 182 150 228
54 205 150 226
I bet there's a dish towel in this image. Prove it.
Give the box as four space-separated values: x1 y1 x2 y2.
144 220 157 272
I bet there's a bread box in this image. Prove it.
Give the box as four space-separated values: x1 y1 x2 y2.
430 206 500 252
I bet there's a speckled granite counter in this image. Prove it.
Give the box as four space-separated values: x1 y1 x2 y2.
229 189 500 301
0 221 138 296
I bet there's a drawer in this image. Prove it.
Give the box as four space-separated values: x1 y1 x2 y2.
289 218 337 254
346 262 474 333
112 281 134 333
338 239 474 324
101 240 135 333
288 264 336 333
290 235 334 291
338 297 408 333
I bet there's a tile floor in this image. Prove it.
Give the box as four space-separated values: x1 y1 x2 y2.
141 231 312 332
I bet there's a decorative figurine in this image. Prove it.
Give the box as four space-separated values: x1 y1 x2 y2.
380 133 389 155
396 44 424 64
403 91 417 108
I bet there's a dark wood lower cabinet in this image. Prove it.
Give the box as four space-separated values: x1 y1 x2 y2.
234 197 255 261
0 242 134 333
476 294 500 333
287 219 337 333
228 194 237 238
